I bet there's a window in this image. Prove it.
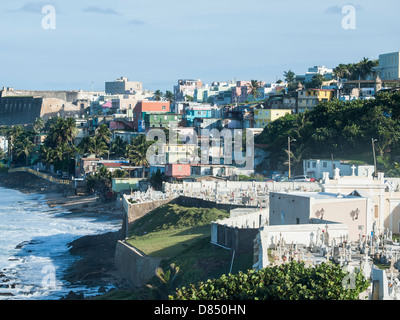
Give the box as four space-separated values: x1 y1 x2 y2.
162 106 166 110
296 218 300 224
374 205 379 219
312 162 316 168
323 162 327 168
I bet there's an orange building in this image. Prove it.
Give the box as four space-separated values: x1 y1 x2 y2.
133 100 170 131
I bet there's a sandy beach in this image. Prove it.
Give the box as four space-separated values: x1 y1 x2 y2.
0 171 127 299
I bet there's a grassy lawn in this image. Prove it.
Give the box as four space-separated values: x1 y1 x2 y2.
126 225 212 257
96 203 254 299
125 203 229 258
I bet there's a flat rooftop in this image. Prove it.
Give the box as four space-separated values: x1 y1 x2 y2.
271 191 361 199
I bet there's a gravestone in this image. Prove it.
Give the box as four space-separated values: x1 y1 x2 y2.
372 267 390 300
332 246 340 263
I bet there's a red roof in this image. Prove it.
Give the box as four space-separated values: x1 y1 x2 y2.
100 163 124 168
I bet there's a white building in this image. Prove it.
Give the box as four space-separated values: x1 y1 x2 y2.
297 65 334 83
174 79 203 102
303 159 375 180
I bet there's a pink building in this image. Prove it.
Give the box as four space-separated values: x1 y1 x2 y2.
165 164 191 179
231 81 265 104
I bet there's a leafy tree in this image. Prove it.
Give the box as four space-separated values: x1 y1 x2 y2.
284 70 296 84
6 125 24 163
247 80 261 100
40 117 77 172
333 64 350 79
95 124 111 145
171 261 369 300
126 135 154 178
32 117 45 134
306 74 325 89
150 169 166 191
110 136 128 158
147 264 180 300
154 90 163 101
165 91 174 103
255 91 400 175
77 136 93 154
15 135 34 166
89 137 109 158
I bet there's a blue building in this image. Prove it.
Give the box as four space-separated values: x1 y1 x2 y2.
183 106 217 127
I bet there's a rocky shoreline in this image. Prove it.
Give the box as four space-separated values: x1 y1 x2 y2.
0 171 127 300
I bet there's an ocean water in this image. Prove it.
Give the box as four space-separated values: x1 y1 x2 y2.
0 187 122 300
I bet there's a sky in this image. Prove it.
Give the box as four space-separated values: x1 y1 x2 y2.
0 0 399 92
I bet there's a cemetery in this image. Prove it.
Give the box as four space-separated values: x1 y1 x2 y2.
119 168 400 300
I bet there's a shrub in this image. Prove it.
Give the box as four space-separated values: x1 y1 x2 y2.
170 261 369 300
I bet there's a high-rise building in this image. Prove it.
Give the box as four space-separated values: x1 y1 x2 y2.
105 77 143 95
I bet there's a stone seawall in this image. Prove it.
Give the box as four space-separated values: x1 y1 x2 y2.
122 196 177 237
114 241 163 288
116 194 260 287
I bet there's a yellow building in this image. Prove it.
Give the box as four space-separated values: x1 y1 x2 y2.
254 109 292 128
297 89 335 112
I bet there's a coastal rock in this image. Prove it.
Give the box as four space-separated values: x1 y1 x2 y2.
98 286 107 293
61 290 85 300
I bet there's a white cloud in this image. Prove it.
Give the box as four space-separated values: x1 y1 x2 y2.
82 6 122 15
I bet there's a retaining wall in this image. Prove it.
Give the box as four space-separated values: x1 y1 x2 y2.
114 241 164 288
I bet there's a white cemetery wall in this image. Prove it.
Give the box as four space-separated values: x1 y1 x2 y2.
386 196 400 234
259 223 349 249
214 209 268 229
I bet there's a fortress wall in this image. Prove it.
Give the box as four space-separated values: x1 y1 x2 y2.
0 96 43 125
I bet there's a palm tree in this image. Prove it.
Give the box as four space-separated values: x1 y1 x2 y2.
284 70 296 84
110 136 128 158
333 64 349 79
7 125 24 163
357 57 374 80
39 145 55 168
247 80 261 101
89 137 109 158
15 136 34 166
126 135 153 178
146 263 180 300
78 136 92 154
95 124 111 145
64 117 78 146
165 91 174 103
33 117 45 134
154 90 163 101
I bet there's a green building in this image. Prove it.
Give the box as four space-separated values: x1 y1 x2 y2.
144 112 182 129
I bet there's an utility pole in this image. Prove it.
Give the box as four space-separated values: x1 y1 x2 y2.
372 138 377 177
288 137 296 179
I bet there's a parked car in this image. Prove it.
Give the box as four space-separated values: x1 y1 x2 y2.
290 175 311 182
